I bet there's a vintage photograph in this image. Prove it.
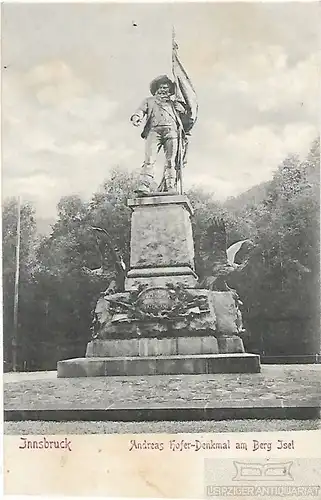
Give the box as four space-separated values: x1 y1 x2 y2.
2 0 320 453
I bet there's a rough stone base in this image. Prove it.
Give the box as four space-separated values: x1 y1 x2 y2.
95 287 218 339
86 336 219 357
57 353 260 377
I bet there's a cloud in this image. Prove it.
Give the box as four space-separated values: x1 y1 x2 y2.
2 3 319 221
25 60 87 104
249 52 318 118
184 120 317 199
2 60 131 217
213 49 319 124
3 52 317 217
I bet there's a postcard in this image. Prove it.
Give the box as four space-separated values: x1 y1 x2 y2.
2 1 320 498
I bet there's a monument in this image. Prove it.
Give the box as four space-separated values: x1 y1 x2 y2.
58 34 260 377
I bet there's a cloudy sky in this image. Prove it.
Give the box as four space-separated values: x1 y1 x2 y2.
2 2 319 219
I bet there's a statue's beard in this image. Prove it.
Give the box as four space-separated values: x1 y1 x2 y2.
156 91 170 100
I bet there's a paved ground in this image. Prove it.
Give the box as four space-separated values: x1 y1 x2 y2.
4 365 321 410
5 419 321 435
3 370 56 383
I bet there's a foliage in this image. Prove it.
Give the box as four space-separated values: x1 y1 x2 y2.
229 139 320 355
2 199 38 369
187 187 252 278
2 140 320 369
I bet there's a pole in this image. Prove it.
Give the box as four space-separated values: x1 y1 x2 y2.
178 130 183 195
12 196 21 372
172 27 184 195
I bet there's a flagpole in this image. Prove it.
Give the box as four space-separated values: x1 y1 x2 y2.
12 196 21 372
172 27 183 195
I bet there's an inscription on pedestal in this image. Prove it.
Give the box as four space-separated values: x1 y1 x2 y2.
136 287 173 315
130 204 195 269
127 195 197 291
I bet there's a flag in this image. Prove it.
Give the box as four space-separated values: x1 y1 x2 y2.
171 29 198 193
172 30 198 133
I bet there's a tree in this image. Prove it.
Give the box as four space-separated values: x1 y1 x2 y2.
4 144 319 370
29 168 140 369
230 140 320 355
186 187 253 279
2 198 38 370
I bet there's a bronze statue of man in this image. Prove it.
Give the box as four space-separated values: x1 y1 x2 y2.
131 75 191 195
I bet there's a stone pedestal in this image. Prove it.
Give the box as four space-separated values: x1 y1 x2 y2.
58 192 261 377
125 194 198 290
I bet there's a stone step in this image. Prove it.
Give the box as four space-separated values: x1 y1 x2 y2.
86 336 220 357
57 353 260 378
86 336 245 358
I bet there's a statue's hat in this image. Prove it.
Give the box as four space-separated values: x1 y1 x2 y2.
150 75 176 96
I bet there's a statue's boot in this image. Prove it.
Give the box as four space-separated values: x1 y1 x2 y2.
135 171 154 195
183 136 189 166
164 167 177 194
